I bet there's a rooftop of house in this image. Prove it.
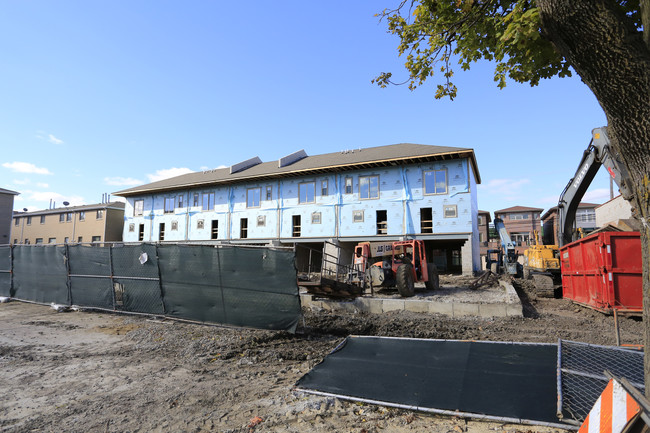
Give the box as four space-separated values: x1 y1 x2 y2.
494 206 544 214
13 202 125 217
114 142 480 197
0 188 19 196
541 202 600 220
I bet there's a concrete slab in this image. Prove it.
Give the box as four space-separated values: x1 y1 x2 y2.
452 303 480 317
382 299 405 312
300 279 524 318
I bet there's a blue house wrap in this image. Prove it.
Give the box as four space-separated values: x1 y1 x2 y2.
115 143 482 274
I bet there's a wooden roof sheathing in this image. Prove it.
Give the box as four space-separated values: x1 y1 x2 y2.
114 143 481 197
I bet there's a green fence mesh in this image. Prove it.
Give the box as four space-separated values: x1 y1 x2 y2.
13 246 69 304
0 245 11 297
2 243 300 332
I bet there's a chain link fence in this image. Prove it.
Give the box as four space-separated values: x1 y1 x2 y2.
3 243 300 332
557 339 644 424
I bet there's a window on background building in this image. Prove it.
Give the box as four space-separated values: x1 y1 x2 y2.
24 239 30 245
321 180 328 196
159 223 165 241
59 214 65 222
14 218 19 226
92 236 101 243
211 220 218 239
26 216 32 225
353 210 364 223
13 239 17 244
40 215 46 224
96 210 104 220
265 186 272 201
576 209 596 223
423 169 447 195
78 236 83 243
193 193 200 207
197 219 205 229
344 177 353 194
79 211 85 221
66 212 72 222
512 233 530 246
177 195 184 209
64 237 69 243
164 197 175 213
128 224 135 232
134 199 144 216
299 182 315 204
479 232 485 242
202 192 214 211
171 221 178 231
311 212 321 224
510 213 529 220
478 216 483 225
444 205 458 218
48 238 56 244
247 188 261 208
35 238 43 244
359 175 380 199
138 225 144 241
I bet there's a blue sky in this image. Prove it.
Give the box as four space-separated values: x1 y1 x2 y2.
0 1 611 215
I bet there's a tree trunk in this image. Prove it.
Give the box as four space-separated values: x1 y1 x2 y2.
537 0 650 395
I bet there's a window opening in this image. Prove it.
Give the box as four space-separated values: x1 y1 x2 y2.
421 208 433 233
240 218 248 238
292 215 301 237
211 220 219 239
424 169 447 195
376 210 387 234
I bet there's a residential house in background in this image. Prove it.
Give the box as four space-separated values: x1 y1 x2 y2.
541 202 599 245
0 188 19 245
477 210 494 265
12 202 125 245
493 206 543 255
115 143 482 274
595 195 637 230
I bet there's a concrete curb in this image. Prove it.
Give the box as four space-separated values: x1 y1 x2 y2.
301 280 523 318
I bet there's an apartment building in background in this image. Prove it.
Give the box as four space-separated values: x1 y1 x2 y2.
0 188 19 245
541 202 598 245
115 143 483 274
12 202 125 245
493 206 543 254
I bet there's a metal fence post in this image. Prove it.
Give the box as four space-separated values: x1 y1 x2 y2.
108 243 117 310
154 243 167 315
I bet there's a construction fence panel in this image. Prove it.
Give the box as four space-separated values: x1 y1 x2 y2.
557 340 644 424
3 243 300 332
0 245 11 297
67 245 114 309
12 245 69 305
110 244 164 315
157 245 300 332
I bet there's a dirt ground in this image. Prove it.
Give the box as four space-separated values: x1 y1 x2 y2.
0 276 643 433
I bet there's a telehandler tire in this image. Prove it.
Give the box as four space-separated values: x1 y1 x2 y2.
424 262 439 291
396 264 415 297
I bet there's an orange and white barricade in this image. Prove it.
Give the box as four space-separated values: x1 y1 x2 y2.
578 379 641 433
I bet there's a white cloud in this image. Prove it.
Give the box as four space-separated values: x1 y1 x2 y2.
13 179 30 185
2 162 52 175
478 178 531 201
25 190 85 206
36 182 49 188
104 176 143 186
582 188 610 204
147 167 194 183
48 134 64 145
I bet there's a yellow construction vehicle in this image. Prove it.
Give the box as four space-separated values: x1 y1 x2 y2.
523 231 560 298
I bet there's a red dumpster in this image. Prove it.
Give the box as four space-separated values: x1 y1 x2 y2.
560 231 642 314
